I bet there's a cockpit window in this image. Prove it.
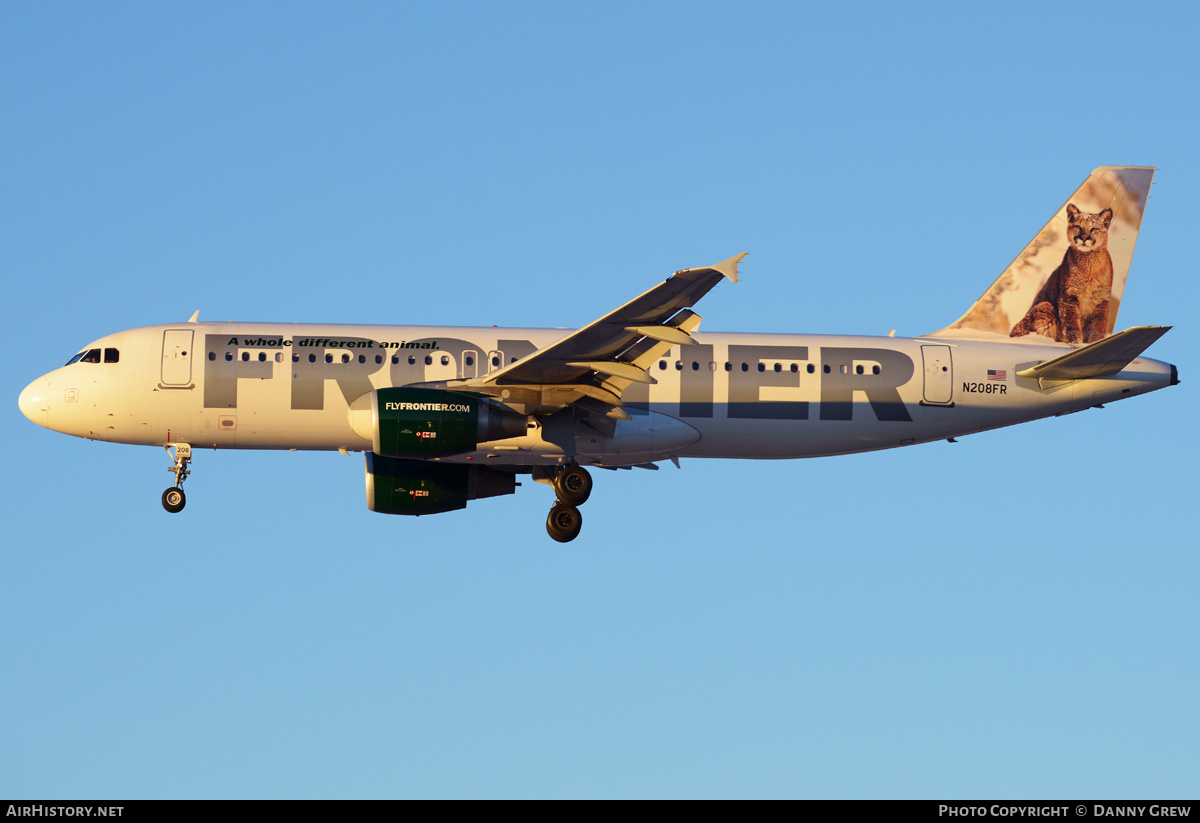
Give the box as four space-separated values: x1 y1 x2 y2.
65 351 86 366
104 348 119 363
79 349 102 364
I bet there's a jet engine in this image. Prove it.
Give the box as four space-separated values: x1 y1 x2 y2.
349 387 526 458
365 454 517 515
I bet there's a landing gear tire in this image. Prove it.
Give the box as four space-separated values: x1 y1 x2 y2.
546 503 583 543
162 487 186 514
554 465 593 506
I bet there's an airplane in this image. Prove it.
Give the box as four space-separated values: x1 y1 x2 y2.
17 166 1178 542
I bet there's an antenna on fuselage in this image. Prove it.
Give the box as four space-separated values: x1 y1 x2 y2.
188 310 200 323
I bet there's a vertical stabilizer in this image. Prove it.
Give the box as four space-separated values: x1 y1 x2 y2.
934 166 1154 344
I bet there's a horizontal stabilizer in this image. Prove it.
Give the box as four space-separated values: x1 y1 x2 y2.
1016 325 1171 382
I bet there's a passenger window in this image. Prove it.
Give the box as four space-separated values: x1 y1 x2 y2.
659 360 667 370
208 352 216 361
807 364 815 374
342 353 351 364
774 364 782 373
823 364 831 374
790 364 798 373
425 356 433 365
493 357 501 367
675 361 682 371
757 363 765 373
375 355 383 365
309 354 317 363
275 353 283 363
465 356 474 367
692 361 699 371
325 354 333 364
873 365 880 375
226 352 234 362
441 355 449 366
856 365 863 375
241 352 250 362
293 354 299 363
104 348 119 363
741 363 748 372
258 352 267 362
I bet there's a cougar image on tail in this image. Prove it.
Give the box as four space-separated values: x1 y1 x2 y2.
1010 204 1114 344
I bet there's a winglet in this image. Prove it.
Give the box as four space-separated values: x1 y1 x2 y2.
678 252 747 283
711 251 748 283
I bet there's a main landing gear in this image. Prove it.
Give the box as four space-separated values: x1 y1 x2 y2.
545 464 593 543
162 443 192 514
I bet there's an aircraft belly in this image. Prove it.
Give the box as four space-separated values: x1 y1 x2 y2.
678 417 920 458
577 409 700 464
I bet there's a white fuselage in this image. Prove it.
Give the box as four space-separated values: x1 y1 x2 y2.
18 321 1176 466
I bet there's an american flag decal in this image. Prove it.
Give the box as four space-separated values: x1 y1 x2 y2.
987 369 1007 381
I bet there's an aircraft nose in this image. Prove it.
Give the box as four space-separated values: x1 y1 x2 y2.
18 378 50 428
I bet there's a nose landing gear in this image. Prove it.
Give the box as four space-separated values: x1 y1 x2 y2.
545 465 592 543
162 443 192 514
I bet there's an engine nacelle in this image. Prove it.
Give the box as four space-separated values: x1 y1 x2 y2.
365 454 517 515
349 387 526 458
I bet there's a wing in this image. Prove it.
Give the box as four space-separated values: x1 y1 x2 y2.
451 252 747 421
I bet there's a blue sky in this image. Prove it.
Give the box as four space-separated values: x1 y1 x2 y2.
2 1 1196 799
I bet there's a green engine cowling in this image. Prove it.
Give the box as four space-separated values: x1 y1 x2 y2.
349 387 526 458
365 454 517 515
